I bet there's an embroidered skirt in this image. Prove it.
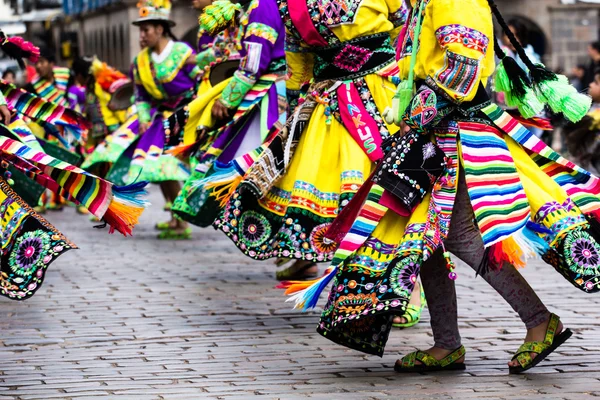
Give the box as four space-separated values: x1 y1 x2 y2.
213 72 399 261
173 79 287 227
0 178 75 300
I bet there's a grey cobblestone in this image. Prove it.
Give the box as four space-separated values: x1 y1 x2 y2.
0 188 600 399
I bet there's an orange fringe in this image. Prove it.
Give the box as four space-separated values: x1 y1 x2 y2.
489 236 526 269
205 175 243 208
276 277 322 295
102 199 145 236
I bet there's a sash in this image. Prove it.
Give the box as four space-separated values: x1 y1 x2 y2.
337 82 384 162
287 0 328 47
136 49 165 101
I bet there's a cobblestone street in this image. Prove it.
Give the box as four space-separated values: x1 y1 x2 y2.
1 188 600 399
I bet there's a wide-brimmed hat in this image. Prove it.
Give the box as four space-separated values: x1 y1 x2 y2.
132 0 176 27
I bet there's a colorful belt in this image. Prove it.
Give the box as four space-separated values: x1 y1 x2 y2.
312 33 396 81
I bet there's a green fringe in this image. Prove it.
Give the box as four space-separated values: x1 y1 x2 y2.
494 61 511 94
494 61 543 119
516 90 544 119
562 91 592 123
535 73 591 122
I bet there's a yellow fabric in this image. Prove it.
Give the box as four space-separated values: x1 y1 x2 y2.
286 51 315 92
399 0 495 102
330 0 404 42
182 76 232 145
257 74 399 217
136 48 164 100
94 82 127 127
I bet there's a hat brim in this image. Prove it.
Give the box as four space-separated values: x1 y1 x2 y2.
132 17 176 27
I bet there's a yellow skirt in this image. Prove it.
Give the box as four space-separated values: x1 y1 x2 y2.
214 73 399 261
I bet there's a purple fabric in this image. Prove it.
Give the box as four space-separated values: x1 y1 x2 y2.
198 29 215 52
207 0 285 163
235 0 285 79
67 85 86 111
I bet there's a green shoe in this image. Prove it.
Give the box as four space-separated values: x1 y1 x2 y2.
155 221 172 230
509 313 572 374
393 283 426 329
157 227 192 240
395 346 466 373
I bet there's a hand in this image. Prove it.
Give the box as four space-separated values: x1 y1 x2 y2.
186 55 198 65
0 105 11 126
139 122 150 134
212 100 231 121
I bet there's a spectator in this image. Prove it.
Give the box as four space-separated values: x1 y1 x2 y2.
571 64 587 93
2 69 15 85
583 41 600 90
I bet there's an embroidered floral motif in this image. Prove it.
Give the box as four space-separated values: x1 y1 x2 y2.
563 229 600 276
239 210 272 247
310 223 338 255
434 51 480 98
435 24 489 54
246 22 279 45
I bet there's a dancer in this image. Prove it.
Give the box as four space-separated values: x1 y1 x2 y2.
168 0 286 228
212 0 405 282
108 0 201 239
282 0 598 374
26 47 83 211
0 32 148 301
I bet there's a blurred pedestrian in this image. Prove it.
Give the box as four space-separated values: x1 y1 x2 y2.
2 69 15 85
571 64 587 93
584 41 600 90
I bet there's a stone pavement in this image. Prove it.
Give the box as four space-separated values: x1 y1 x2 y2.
1 188 600 399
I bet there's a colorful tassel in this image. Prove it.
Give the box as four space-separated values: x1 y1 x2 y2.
494 54 543 119
198 161 244 208
166 141 201 160
102 182 150 236
487 227 549 270
532 67 591 123
91 58 128 92
278 266 338 311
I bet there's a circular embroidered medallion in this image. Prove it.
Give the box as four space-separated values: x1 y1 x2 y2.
239 211 271 247
309 223 337 255
563 229 600 275
9 230 51 277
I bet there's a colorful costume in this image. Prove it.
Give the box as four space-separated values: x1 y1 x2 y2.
279 0 599 357
169 0 287 227
80 59 134 171
211 0 405 263
107 39 199 185
0 34 148 301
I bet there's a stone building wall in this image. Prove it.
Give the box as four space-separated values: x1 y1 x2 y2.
496 0 600 72
51 0 198 71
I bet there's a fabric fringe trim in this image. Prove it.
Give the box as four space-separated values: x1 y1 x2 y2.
276 266 338 311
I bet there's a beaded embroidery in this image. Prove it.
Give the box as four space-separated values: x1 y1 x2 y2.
434 51 481 99
246 22 279 44
435 24 489 55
